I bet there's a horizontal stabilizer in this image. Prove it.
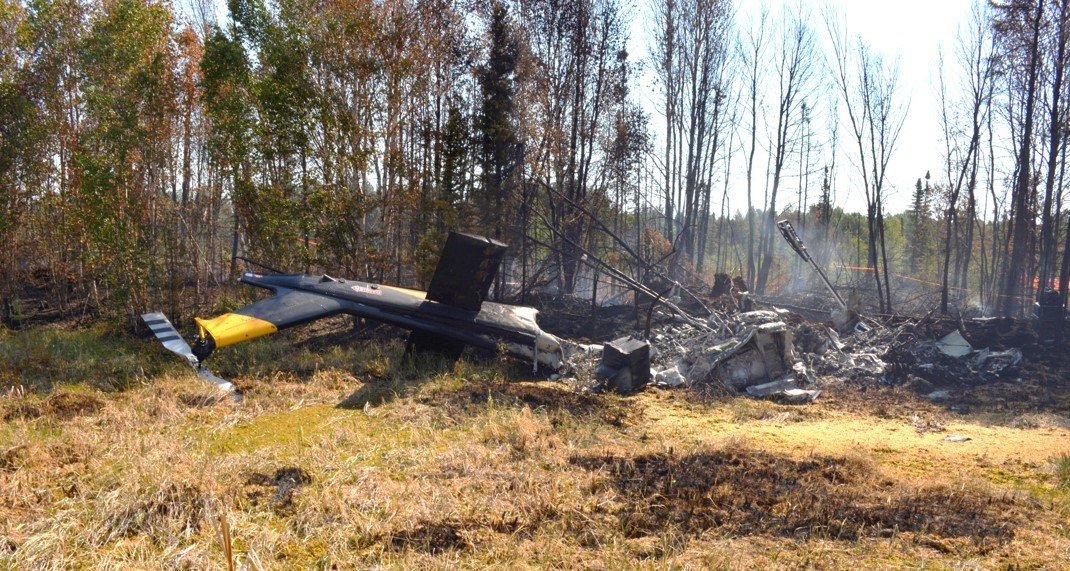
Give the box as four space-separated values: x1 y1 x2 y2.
196 288 347 349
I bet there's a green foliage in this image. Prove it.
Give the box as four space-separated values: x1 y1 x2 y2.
414 229 447 287
236 182 306 270
202 26 252 171
439 105 469 228
0 326 168 392
227 0 270 45
71 0 178 318
0 1 49 325
250 21 313 168
474 1 520 241
0 1 22 81
304 182 374 276
0 76 40 237
1052 453 1070 488
908 175 933 275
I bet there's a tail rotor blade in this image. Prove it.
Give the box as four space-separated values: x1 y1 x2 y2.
142 312 240 397
196 365 240 396
142 312 198 367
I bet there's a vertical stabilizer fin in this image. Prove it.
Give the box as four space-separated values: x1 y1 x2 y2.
409 232 508 357
425 231 508 311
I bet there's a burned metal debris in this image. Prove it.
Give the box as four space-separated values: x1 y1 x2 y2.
1035 288 1065 343
644 306 819 401
903 329 1023 387
575 277 1037 402
593 336 651 393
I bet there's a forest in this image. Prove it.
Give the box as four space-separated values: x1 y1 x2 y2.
1 0 1068 327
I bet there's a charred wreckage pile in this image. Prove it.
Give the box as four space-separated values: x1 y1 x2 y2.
592 294 1038 405
143 229 1065 404
576 221 1062 404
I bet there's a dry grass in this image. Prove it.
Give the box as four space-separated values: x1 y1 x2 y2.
1 328 1069 569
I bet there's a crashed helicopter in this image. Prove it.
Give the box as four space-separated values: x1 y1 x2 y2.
143 232 570 395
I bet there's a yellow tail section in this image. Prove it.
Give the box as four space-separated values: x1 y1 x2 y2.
195 313 278 349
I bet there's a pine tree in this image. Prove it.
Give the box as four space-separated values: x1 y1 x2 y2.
474 1 520 242
909 174 931 274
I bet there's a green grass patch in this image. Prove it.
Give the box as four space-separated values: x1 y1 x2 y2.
213 333 459 384
205 403 341 455
212 335 388 379
1051 453 1070 488
0 326 170 392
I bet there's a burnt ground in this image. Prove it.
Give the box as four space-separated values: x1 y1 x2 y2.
413 378 645 428
383 443 1032 557
567 447 1021 548
3 391 105 421
244 467 314 513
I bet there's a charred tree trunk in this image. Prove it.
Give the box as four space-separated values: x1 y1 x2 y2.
1001 0 1045 317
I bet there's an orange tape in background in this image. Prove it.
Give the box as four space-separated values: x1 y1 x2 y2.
834 266 968 292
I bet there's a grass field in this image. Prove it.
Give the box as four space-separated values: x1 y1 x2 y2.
1 323 1068 570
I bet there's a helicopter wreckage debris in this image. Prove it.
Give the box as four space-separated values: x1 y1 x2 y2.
571 221 1051 399
574 292 1036 404
143 226 1054 402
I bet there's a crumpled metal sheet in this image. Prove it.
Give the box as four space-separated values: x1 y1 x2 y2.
641 303 1029 398
913 341 1023 385
935 330 973 357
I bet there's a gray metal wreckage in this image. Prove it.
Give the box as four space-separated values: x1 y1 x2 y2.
143 232 568 395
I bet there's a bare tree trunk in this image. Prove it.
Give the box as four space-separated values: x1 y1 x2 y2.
959 168 979 294
1039 0 1067 290
1001 0 1045 317
662 0 676 245
742 10 767 290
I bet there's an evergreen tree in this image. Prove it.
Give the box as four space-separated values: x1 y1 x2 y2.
475 1 520 241
909 174 931 274
440 104 470 232
816 166 832 229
